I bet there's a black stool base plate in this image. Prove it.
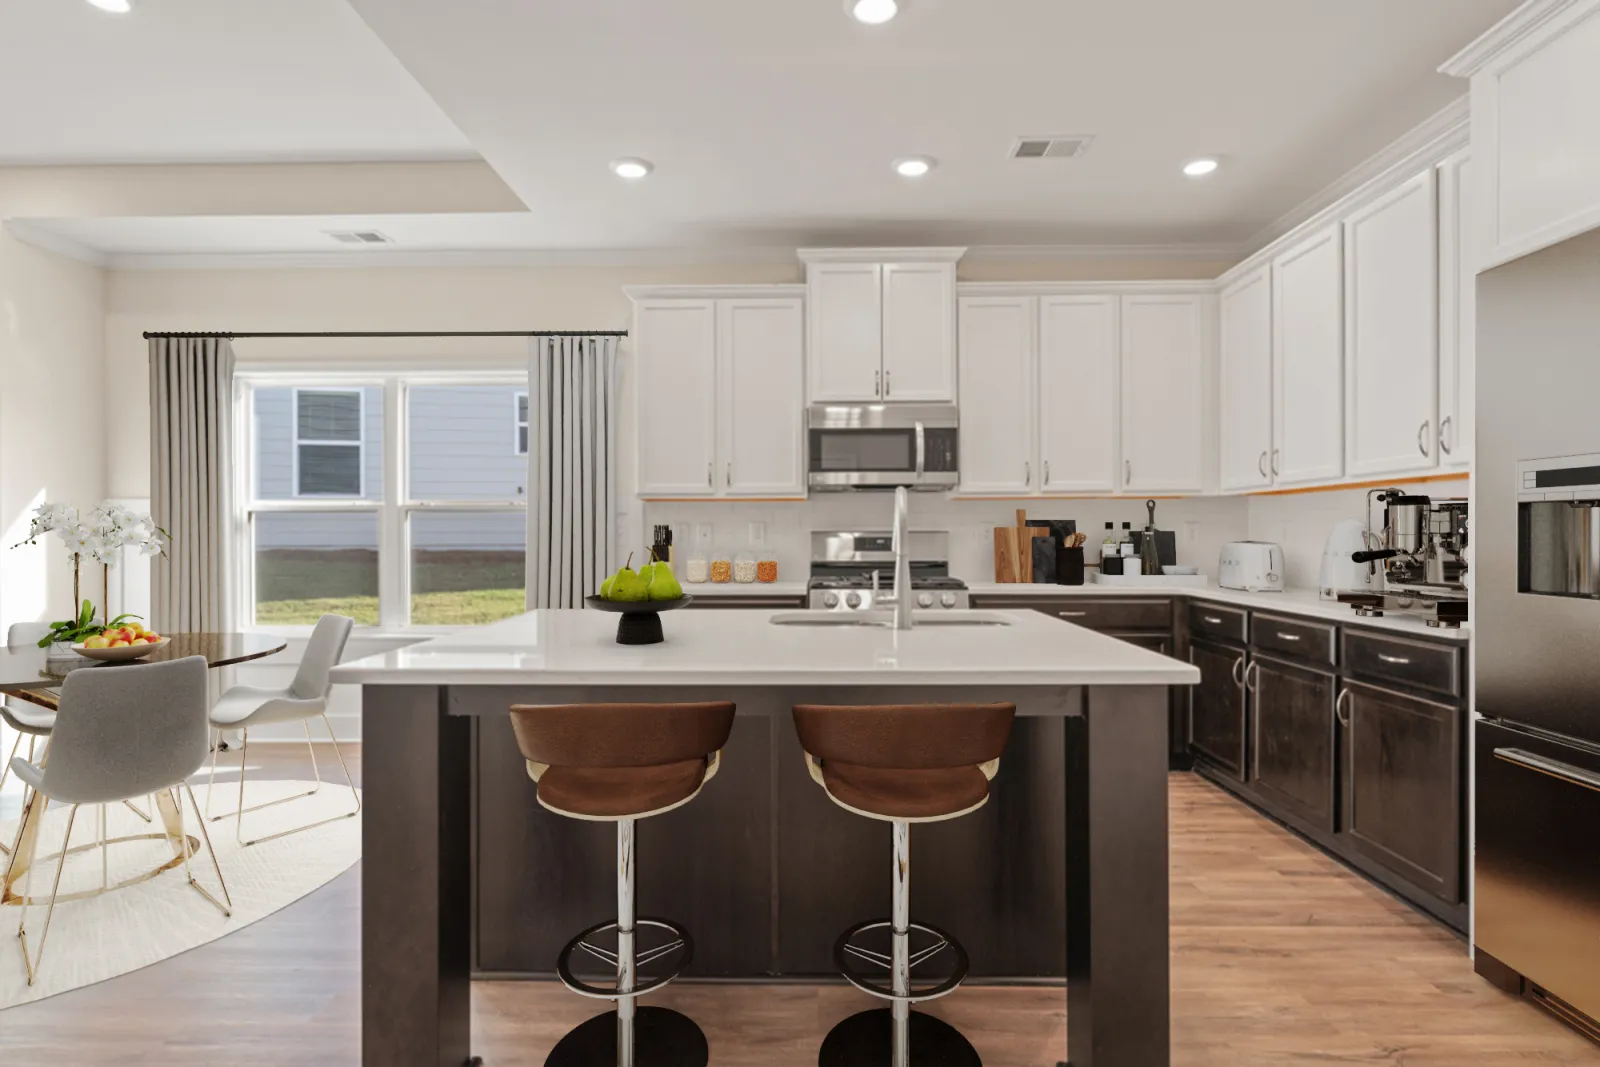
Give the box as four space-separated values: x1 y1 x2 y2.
615 612 664 645
819 1009 981 1067
545 1007 708 1067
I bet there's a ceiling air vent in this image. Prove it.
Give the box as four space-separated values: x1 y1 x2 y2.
1011 135 1093 160
324 229 393 245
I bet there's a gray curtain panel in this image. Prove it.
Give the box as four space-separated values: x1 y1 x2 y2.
528 335 620 608
149 336 236 632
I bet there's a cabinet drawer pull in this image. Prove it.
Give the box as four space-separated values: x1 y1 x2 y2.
1335 688 1351 727
1202 615 1224 625
1377 653 1411 666
1494 748 1600 794
1057 610 1088 618
1275 632 1301 642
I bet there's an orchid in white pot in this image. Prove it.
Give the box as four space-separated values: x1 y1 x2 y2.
11 500 168 650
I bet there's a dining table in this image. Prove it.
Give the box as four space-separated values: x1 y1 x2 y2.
0 632 289 905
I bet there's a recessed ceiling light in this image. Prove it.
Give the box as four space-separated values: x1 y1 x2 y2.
1183 157 1220 178
847 0 899 25
894 156 935 178
610 158 654 180
86 0 132 11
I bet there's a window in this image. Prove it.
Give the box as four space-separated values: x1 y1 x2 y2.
242 374 529 630
294 388 364 497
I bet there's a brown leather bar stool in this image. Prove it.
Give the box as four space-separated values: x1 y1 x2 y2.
793 702 1016 1067
509 701 736 1067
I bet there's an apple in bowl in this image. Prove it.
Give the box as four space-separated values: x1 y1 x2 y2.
74 630 169 661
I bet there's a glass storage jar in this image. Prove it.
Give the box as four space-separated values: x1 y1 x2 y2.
733 550 758 584
683 551 709 585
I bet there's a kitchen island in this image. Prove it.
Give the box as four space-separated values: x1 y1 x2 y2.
331 607 1198 1067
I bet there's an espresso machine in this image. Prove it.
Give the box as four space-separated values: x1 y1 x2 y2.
1337 488 1470 627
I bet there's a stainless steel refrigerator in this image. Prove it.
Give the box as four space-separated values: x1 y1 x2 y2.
1475 225 1600 1039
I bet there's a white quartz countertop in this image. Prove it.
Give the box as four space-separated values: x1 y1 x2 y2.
963 582 1471 642
679 582 809 597
329 608 1201 687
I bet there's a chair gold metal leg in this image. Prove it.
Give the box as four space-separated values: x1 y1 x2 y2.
18 804 77 986
122 796 153 823
175 785 231 917
204 727 221 819
0 733 20 857
323 713 361 819
227 716 360 848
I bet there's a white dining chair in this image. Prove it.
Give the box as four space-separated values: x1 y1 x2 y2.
205 614 358 846
10 655 230 986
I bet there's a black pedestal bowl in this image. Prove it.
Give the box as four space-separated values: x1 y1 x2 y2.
583 595 694 645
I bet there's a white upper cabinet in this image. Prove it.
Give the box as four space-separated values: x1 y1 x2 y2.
1120 293 1206 493
802 249 963 403
634 299 719 496
631 288 806 499
1343 169 1439 477
882 263 957 401
1218 265 1274 491
1272 224 1345 485
1437 151 1475 469
806 263 882 402
1039 295 1119 493
957 295 1035 494
1444 0 1600 271
718 298 806 497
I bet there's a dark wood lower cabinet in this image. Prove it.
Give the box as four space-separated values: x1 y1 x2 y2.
1249 656 1337 833
1187 640 1247 780
1339 680 1463 904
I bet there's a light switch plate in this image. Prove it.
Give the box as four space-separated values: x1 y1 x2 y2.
1184 521 1200 545
749 521 766 547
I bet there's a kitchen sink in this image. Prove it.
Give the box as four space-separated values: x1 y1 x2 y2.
768 611 1012 627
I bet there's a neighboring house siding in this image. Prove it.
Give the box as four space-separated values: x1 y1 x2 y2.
254 386 382 501
409 386 527 501
255 511 524 550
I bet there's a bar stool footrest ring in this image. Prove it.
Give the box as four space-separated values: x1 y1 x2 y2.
556 916 694 1000
832 918 969 1004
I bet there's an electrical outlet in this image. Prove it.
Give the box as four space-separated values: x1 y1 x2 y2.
1184 521 1200 545
749 521 766 547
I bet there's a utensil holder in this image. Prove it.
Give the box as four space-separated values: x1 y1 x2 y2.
1057 547 1086 586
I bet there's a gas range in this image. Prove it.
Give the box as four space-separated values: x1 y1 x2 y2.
806 530 970 611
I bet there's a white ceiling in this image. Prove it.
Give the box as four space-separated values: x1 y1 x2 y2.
0 0 473 163
339 0 1519 250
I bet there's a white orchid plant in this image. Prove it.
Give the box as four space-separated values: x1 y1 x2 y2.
12 501 169 647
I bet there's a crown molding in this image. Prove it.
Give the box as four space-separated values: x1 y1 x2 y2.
624 283 806 302
4 218 108 267
1223 96 1470 282
963 242 1245 263
1439 0 1594 76
103 245 805 271
957 279 1218 297
797 246 967 264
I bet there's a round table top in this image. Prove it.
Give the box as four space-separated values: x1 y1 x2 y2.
0 632 289 711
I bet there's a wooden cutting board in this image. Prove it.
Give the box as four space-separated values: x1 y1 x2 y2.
995 509 1049 583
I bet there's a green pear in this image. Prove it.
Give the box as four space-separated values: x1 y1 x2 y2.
610 553 650 602
648 560 684 602
599 574 616 599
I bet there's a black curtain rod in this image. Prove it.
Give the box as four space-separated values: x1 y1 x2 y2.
141 330 628 339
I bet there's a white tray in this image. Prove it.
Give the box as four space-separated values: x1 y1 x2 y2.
1090 573 1210 588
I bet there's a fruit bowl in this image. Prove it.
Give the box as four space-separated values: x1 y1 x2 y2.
584 595 693 645
72 636 171 663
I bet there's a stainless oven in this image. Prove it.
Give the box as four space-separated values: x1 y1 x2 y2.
806 403 958 491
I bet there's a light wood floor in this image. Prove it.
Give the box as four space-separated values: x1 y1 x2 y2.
1 747 1595 1066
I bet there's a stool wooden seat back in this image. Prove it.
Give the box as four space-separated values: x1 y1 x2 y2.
508 701 736 1067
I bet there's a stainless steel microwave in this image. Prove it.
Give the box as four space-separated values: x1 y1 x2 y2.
807 403 958 491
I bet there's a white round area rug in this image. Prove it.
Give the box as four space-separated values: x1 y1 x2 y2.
0 779 359 1008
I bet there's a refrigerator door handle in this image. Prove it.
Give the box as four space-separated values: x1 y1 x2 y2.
1494 747 1600 794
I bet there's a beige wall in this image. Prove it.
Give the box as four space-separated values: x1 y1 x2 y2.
0 230 106 629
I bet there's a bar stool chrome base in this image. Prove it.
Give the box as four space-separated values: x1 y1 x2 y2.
546 1006 709 1067
819 1009 981 1067
833 918 969 1003
557 917 693 1000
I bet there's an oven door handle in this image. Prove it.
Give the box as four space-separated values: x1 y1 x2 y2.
914 421 926 478
1494 748 1600 794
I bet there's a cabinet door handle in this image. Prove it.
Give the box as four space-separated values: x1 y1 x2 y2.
1203 615 1224 625
1025 461 1031 486
1258 451 1268 479
707 462 713 488
1231 655 1246 689
1439 416 1453 456
1275 632 1301 642
1336 688 1352 727
875 369 881 396
1044 460 1051 485
1377 653 1411 666
726 462 732 487
1125 459 1132 484
1417 420 1430 458
884 370 891 397
1057 610 1088 618
1244 660 1260 692
1494 748 1600 793
1270 449 1280 476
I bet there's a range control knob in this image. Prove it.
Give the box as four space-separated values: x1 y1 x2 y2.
917 592 934 608
822 592 840 609
845 591 863 609
940 592 958 608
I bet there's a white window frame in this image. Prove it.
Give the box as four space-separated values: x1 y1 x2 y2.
291 386 366 498
238 365 530 636
514 389 529 456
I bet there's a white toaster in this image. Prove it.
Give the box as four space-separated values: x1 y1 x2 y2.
1218 541 1285 592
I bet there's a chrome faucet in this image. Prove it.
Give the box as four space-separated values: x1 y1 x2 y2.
883 486 914 630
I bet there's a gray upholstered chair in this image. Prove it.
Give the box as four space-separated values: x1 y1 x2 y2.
205 614 358 846
10 655 230 986
1 623 56 828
